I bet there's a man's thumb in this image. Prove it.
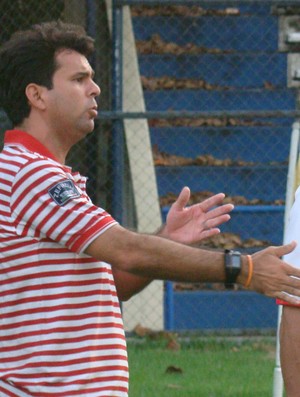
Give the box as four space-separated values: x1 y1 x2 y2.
274 241 297 257
172 186 190 210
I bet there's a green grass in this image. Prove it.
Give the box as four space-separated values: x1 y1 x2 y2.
127 336 280 397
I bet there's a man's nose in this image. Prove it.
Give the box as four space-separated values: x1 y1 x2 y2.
91 80 101 97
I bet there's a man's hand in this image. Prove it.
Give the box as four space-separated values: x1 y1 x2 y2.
245 242 300 305
159 186 234 244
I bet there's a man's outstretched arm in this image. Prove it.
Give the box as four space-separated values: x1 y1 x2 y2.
112 187 233 300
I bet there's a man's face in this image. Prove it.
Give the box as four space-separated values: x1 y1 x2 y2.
45 49 100 142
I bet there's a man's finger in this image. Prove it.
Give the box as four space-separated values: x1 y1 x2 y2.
204 204 234 221
172 186 190 210
199 192 226 212
199 228 221 240
205 214 231 229
277 292 300 305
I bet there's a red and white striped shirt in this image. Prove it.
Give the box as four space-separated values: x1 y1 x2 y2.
0 130 129 397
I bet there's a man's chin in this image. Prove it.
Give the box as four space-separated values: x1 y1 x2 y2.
82 121 95 136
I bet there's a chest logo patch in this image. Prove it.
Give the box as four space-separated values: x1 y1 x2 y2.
48 179 81 206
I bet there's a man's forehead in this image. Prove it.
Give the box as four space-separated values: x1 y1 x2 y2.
55 49 92 72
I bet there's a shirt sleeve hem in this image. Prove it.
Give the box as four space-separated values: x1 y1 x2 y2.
71 218 118 254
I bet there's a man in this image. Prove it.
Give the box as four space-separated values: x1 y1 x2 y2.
1 21 300 397
278 189 300 397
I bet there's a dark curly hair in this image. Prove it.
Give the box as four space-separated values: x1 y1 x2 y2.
0 21 95 126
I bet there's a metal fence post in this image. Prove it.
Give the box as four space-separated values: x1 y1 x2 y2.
111 0 125 223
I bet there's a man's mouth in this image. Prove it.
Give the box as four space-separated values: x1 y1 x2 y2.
88 107 98 118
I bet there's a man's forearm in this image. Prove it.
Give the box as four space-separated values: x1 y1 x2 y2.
112 268 153 301
87 225 244 284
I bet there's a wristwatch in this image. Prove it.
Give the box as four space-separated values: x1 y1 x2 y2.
224 249 242 289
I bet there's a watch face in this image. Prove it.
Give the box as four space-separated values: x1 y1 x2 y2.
225 251 241 287
231 254 241 268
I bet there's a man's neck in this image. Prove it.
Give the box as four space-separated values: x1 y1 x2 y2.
17 121 69 164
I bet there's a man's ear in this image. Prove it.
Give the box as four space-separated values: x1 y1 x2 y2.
25 83 47 110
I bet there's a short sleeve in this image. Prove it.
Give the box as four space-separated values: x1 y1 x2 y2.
10 158 117 253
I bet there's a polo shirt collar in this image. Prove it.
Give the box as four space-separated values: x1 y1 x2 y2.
4 129 60 163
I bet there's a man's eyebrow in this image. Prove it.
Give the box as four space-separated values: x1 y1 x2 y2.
73 69 95 78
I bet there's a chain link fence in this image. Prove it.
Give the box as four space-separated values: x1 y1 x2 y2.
1 0 300 333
